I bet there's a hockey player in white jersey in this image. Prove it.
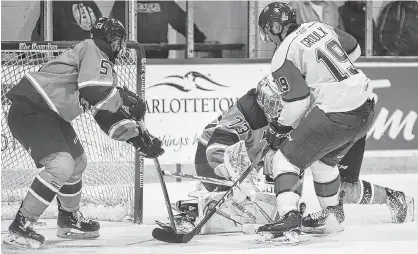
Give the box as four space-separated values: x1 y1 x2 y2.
255 2 413 243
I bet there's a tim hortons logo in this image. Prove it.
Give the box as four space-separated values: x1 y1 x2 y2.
147 71 229 92
19 43 58 50
366 79 416 141
368 108 417 141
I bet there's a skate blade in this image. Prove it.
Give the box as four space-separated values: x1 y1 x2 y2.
302 223 344 235
3 233 42 250
405 196 415 222
255 231 300 245
57 228 100 239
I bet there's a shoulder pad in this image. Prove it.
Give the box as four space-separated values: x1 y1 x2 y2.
236 91 268 130
91 39 115 63
271 29 300 73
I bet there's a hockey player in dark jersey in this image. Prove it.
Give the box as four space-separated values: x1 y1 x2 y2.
255 2 414 242
3 17 163 249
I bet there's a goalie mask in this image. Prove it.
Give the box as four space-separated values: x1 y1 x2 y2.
91 17 127 59
258 2 297 44
256 74 283 121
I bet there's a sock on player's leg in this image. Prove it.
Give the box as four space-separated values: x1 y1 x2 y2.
20 171 61 221
342 180 387 205
57 179 82 212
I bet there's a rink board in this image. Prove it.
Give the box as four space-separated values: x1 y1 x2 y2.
2 173 418 253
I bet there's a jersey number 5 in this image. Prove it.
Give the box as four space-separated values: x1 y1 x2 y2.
99 59 110 75
316 40 359 82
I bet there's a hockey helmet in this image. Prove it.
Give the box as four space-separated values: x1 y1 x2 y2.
256 74 283 121
258 2 296 43
91 17 127 58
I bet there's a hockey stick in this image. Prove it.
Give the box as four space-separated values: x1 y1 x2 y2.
164 170 277 225
161 170 233 187
154 157 177 233
152 145 269 243
117 99 177 230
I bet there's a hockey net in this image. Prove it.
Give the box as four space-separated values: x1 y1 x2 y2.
1 41 145 222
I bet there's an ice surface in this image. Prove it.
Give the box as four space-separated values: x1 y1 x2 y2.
2 173 418 254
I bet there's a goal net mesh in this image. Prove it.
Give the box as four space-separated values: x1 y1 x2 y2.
1 43 143 221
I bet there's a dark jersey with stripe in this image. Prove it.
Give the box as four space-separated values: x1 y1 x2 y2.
198 89 269 169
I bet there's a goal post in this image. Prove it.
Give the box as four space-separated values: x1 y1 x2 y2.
1 41 146 224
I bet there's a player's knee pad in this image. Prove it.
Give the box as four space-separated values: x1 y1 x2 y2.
28 152 75 208
311 161 341 208
57 153 87 210
67 153 87 183
272 150 301 178
39 152 75 185
262 149 275 178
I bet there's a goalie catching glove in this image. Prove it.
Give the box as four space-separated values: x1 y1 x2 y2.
127 130 164 159
214 141 260 202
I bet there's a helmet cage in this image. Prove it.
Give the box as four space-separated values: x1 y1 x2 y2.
256 75 283 121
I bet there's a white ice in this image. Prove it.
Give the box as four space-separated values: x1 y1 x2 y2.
2 173 418 254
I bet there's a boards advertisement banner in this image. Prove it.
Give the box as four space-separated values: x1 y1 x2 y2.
145 61 418 165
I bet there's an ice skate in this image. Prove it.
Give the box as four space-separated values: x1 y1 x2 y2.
386 188 415 223
256 210 302 245
57 203 100 239
3 210 45 249
302 199 345 234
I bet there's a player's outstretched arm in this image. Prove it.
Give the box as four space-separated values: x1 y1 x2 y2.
93 105 164 159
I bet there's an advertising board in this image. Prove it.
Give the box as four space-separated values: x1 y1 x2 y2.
145 61 417 165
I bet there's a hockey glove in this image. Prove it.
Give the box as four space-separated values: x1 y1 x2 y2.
118 86 146 121
127 130 165 159
264 120 293 150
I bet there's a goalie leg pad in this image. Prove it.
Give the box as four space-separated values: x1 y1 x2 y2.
197 191 277 234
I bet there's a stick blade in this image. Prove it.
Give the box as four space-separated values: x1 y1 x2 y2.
152 228 185 243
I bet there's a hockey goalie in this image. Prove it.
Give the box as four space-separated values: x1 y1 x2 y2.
156 74 282 235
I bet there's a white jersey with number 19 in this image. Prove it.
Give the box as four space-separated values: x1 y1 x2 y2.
271 22 373 127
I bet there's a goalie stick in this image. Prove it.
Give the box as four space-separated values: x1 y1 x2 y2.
152 145 269 243
162 170 276 224
161 170 233 187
